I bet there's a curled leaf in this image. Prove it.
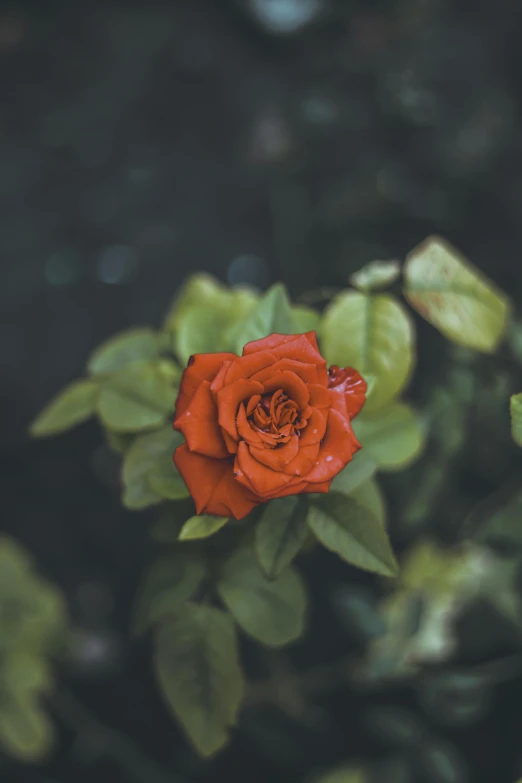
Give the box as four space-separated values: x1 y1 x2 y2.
404 236 510 353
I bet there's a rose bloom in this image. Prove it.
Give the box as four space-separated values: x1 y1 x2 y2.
173 332 366 519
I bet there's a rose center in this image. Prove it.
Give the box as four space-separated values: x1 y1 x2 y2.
247 389 307 447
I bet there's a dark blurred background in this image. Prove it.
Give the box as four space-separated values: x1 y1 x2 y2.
2 1 522 782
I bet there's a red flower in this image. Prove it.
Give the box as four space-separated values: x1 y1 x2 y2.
173 332 366 519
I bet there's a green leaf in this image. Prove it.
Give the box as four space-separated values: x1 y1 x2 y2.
97 361 174 433
87 328 159 375
105 430 134 454
122 426 187 510
217 547 307 646
350 260 401 292
154 604 244 757
0 694 54 761
330 451 377 496
350 478 386 526
320 291 414 413
166 275 258 364
307 492 398 577
404 236 511 353
175 307 234 365
147 459 190 501
178 515 229 541
29 380 98 437
0 539 66 655
310 766 367 783
230 283 294 353
353 403 426 471
164 274 250 332
292 305 320 333
255 496 309 579
2 653 53 697
132 553 206 635
0 654 54 761
510 393 522 447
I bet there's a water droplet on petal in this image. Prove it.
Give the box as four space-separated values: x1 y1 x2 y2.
325 455 333 462
185 411 191 416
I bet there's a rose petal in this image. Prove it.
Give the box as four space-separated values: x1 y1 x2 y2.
210 360 234 395
237 403 262 445
235 441 296 497
250 358 319 386
262 477 332 500
246 395 261 415
217 378 264 441
261 371 310 409
173 444 258 519
222 429 239 454
283 441 320 476
299 407 327 445
244 332 326 372
328 366 367 420
175 352 237 417
174 381 228 458
223 351 276 385
247 434 300 470
304 409 361 483
308 383 330 409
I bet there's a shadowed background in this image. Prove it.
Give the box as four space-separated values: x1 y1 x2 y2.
2 1 522 782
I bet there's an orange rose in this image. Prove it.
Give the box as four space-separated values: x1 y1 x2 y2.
173 332 366 519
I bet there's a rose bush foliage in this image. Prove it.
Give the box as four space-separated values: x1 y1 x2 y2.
27 237 513 759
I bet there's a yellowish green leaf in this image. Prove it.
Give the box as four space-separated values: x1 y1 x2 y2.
353 402 426 471
308 492 398 577
510 393 522 447
154 604 244 757
229 283 294 354
163 274 240 331
217 547 307 647
350 260 401 292
29 380 98 437
2 653 53 697
0 539 66 655
292 304 320 333
0 694 54 761
310 766 367 783
320 291 414 413
178 515 229 541
0 653 55 762
97 361 174 433
165 275 258 364
87 327 159 375
404 236 511 353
